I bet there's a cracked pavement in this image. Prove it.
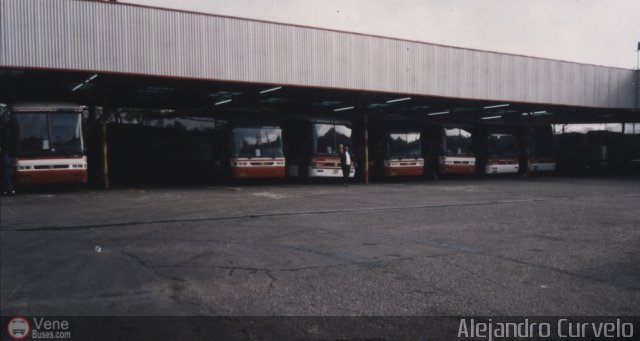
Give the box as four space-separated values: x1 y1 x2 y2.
1 177 640 316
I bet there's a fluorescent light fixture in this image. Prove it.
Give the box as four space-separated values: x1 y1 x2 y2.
408 105 431 110
71 73 99 92
333 106 354 112
214 99 232 106
71 83 84 92
483 104 509 109
386 97 411 103
522 112 529 116
259 86 282 94
208 91 242 98
481 115 502 120
314 100 342 107
368 103 390 109
532 111 553 116
259 97 288 104
428 110 450 116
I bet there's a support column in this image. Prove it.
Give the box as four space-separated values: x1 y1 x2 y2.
101 120 110 189
523 127 531 177
99 74 110 189
636 68 639 110
362 113 369 184
636 43 639 109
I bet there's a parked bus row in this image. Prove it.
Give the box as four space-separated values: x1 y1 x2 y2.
105 112 355 185
1 103 639 187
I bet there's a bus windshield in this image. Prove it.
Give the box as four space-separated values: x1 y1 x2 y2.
11 112 84 156
386 132 421 159
232 127 283 158
488 134 517 158
443 128 473 156
313 123 352 155
553 123 623 134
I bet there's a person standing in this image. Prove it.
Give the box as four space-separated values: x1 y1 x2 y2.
340 145 352 186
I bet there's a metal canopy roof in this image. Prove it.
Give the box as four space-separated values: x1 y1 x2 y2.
0 68 634 125
0 0 638 111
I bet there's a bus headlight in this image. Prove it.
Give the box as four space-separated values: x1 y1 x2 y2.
231 161 248 167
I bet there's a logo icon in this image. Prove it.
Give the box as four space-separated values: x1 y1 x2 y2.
7 317 30 340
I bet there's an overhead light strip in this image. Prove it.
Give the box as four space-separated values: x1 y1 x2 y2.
259 86 282 94
214 99 232 106
71 83 84 92
481 115 502 120
483 104 510 109
71 73 99 92
334 106 355 112
427 110 449 116
386 97 412 103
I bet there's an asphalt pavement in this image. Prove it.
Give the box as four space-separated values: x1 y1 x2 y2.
1 177 640 317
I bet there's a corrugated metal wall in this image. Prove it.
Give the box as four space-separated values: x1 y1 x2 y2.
0 0 637 109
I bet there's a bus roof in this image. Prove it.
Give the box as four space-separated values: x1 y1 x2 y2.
10 102 85 113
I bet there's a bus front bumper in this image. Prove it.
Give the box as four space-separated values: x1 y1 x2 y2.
231 166 286 178
16 169 88 185
308 166 355 178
